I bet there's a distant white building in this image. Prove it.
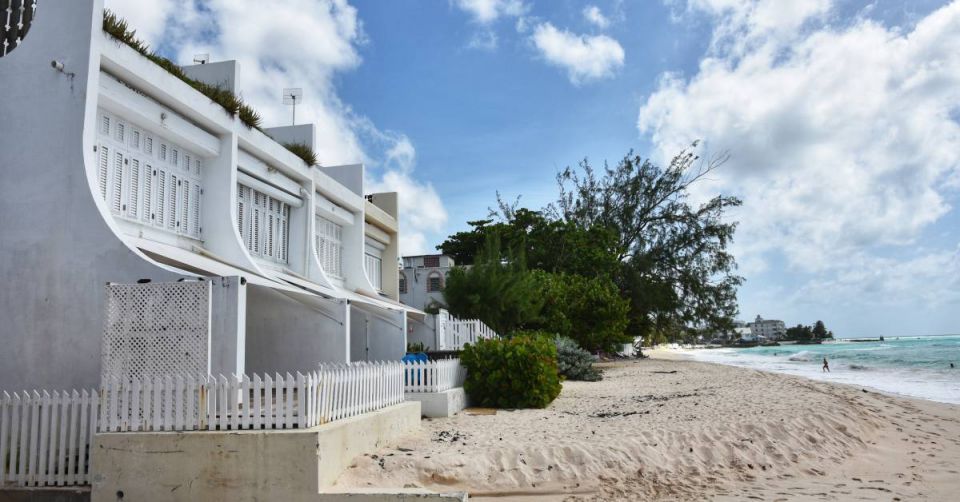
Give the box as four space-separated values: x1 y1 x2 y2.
399 254 457 311
735 326 755 341
748 315 786 340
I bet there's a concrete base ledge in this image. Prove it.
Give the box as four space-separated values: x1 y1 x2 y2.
0 487 90 502
404 388 467 418
91 401 421 502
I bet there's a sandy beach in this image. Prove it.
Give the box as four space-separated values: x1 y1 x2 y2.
335 354 960 500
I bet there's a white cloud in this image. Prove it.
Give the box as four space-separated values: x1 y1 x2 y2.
639 0 960 307
531 22 625 84
453 0 528 24
582 5 610 29
105 0 447 256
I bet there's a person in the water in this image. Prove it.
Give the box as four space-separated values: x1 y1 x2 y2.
822 357 830 372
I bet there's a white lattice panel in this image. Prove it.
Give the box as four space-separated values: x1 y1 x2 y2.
101 281 212 385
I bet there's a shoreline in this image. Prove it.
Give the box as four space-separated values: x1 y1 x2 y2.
651 344 960 406
336 357 960 500
647 347 936 407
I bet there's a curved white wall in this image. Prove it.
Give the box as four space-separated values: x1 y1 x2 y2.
0 0 189 390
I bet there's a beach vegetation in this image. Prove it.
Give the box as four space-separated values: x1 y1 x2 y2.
103 10 263 130
282 142 319 166
460 334 562 408
443 235 630 352
555 335 603 381
532 271 630 352
786 320 835 342
442 235 544 336
438 143 742 345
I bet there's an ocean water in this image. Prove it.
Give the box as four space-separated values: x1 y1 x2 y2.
677 335 960 405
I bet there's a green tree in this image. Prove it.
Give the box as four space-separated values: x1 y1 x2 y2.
786 324 813 342
554 144 742 336
812 320 828 340
442 235 544 335
532 271 630 352
439 208 620 279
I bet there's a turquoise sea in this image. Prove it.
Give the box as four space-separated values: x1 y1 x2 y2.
680 335 960 404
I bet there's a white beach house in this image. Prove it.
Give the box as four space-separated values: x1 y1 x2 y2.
0 0 423 392
399 254 457 311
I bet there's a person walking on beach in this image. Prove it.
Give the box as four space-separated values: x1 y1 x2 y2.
822 357 830 373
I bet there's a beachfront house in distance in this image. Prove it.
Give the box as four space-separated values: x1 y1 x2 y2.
0 0 423 392
748 315 787 340
399 254 457 311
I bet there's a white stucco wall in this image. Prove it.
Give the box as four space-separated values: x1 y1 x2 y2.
0 0 198 390
245 285 350 373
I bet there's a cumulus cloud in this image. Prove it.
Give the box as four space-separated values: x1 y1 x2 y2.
531 22 625 84
582 5 610 29
105 0 446 255
639 0 960 307
453 0 528 24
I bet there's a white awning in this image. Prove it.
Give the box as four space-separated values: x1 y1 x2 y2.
132 237 300 291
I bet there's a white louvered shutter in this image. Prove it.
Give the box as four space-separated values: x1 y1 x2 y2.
110 151 123 214
252 192 261 254
266 199 275 258
180 179 190 235
126 158 140 219
144 136 153 156
98 145 109 201
100 114 110 135
190 183 201 238
142 164 153 223
156 168 167 228
168 174 179 231
279 205 289 262
115 121 125 143
237 183 247 247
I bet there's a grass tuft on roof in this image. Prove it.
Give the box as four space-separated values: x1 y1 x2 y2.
103 10 263 130
283 142 319 166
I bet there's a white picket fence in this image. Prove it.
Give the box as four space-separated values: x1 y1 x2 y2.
404 359 466 393
436 309 499 351
0 390 98 487
0 361 404 487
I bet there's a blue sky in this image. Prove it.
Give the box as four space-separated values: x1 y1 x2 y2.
108 0 960 337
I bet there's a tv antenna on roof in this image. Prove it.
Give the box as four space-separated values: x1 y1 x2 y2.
282 88 303 126
193 53 210 65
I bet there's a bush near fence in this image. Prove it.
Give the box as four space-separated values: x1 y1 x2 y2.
460 334 561 409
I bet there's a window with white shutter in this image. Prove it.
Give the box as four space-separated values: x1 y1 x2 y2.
315 215 343 278
237 182 292 265
95 108 204 241
365 253 383 291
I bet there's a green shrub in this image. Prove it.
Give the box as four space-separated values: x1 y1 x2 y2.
460 334 561 409
555 335 602 381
